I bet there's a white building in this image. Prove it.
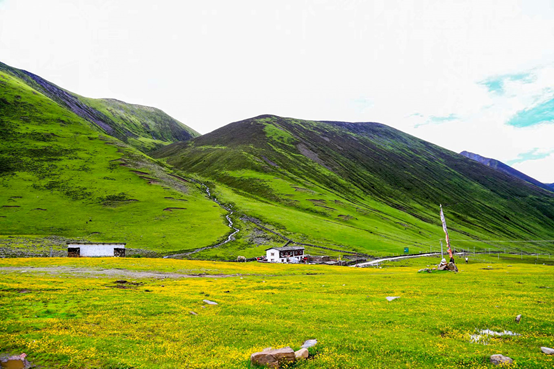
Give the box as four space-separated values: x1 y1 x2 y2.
67 243 126 257
265 246 305 263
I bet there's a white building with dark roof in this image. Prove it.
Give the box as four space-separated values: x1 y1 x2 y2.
265 246 305 263
67 243 126 257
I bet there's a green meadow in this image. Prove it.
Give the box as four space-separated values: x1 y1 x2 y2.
0 256 552 368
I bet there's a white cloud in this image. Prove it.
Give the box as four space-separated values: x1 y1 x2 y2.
513 153 554 183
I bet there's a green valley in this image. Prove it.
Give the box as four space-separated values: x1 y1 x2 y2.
154 115 554 259
2 62 554 260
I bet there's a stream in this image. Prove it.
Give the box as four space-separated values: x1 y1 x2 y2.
164 180 239 258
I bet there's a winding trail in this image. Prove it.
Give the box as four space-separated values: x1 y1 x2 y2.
163 177 367 260
164 180 239 258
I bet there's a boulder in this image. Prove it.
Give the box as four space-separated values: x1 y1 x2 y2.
446 262 458 272
301 339 317 348
515 314 522 323
203 299 218 305
386 296 400 302
250 347 295 368
295 348 309 359
490 354 513 365
541 347 554 355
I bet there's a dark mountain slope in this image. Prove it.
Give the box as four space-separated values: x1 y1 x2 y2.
155 115 554 251
460 151 551 192
0 61 199 152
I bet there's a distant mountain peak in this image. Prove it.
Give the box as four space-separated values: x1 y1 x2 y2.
460 151 551 191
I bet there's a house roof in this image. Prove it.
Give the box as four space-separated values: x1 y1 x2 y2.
265 246 305 251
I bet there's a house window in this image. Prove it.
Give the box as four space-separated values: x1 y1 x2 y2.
271 252 275 257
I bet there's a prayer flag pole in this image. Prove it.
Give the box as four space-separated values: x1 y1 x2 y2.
440 204 453 260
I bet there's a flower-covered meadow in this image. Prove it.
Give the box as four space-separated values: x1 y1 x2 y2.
0 257 552 368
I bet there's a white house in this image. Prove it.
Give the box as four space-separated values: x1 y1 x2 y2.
67 243 126 257
265 246 305 263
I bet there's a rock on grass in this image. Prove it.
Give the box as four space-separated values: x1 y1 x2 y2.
490 354 513 365
250 347 295 368
541 347 554 355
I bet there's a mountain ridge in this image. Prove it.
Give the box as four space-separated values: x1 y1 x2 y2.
0 61 199 152
460 150 552 192
154 114 554 257
2 59 554 259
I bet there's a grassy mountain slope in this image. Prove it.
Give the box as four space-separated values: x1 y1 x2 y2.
155 115 554 258
0 69 229 255
460 150 552 192
0 61 199 152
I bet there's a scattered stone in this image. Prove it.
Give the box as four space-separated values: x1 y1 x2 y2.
386 296 400 302
189 311 198 315
446 262 458 272
203 299 218 305
515 314 522 323
418 268 432 273
541 347 554 355
490 354 513 366
301 339 317 348
295 348 309 359
250 347 295 368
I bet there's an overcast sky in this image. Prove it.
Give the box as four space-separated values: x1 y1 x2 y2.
1 0 553 182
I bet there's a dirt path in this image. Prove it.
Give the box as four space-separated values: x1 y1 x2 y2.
0 266 237 279
351 252 465 267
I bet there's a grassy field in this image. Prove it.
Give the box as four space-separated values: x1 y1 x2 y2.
1 256 552 368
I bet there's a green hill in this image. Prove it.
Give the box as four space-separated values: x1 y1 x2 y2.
0 61 199 152
0 67 229 256
154 115 554 259
2 59 553 261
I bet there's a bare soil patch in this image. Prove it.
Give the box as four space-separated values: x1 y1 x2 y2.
0 267 237 279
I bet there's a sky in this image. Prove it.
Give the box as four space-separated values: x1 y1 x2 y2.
1 0 553 182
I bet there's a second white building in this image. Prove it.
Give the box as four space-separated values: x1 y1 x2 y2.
265 246 305 263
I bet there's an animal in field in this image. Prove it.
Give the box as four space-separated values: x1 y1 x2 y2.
237 255 246 262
